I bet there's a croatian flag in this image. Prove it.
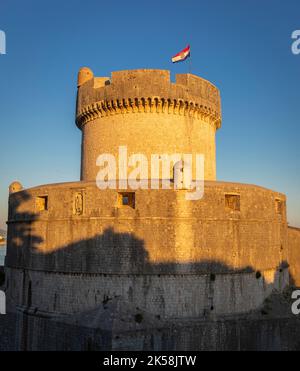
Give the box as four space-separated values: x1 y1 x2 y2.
171 45 191 63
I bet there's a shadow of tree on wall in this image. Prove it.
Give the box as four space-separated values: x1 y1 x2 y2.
4 189 300 350
6 190 43 268
5 189 295 291
23 230 292 277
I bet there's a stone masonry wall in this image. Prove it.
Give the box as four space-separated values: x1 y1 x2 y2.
10 311 300 351
76 69 221 181
5 180 289 321
5 266 288 318
6 181 287 274
288 227 300 286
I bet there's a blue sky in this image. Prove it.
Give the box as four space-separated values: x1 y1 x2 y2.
0 0 299 229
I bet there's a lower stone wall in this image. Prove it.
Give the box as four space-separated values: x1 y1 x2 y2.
2 288 300 351
6 266 289 319
10 312 300 351
119 317 300 351
14 312 111 351
0 313 17 351
288 227 300 286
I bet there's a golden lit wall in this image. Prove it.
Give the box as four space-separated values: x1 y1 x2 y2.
76 69 221 182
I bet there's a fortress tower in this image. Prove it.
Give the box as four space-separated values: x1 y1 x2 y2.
4 69 300 351
76 68 221 182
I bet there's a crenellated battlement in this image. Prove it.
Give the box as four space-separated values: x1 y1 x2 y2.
76 68 221 129
76 68 222 181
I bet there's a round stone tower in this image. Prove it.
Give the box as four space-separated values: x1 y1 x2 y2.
5 68 292 351
76 68 221 181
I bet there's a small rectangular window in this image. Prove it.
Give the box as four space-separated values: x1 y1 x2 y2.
118 192 135 208
36 196 48 211
275 198 283 215
225 194 240 211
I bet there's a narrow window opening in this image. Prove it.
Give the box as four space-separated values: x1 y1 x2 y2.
275 198 283 215
28 281 32 307
118 192 135 209
36 196 48 211
255 271 261 279
210 273 216 282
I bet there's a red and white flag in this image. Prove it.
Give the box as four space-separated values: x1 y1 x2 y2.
171 45 191 63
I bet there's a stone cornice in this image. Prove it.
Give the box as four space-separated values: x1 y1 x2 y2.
76 97 221 129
